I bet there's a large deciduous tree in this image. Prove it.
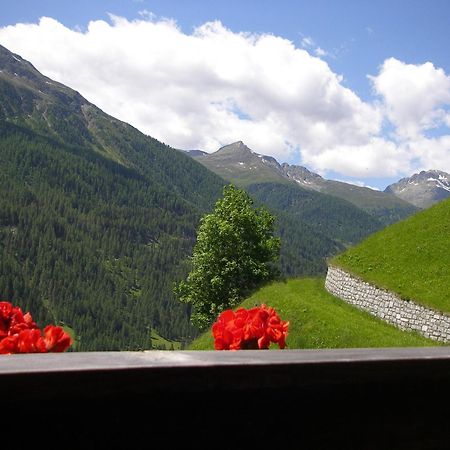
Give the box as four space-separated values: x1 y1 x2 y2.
175 184 280 329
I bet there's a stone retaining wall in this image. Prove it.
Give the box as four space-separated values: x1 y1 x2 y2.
325 265 450 342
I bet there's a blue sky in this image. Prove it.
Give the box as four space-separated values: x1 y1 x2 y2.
1 0 450 189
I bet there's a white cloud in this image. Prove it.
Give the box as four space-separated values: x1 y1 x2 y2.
0 16 449 183
138 10 156 20
406 136 450 171
370 58 450 139
334 179 380 191
300 36 315 48
0 16 382 162
302 137 410 178
300 35 328 59
367 58 450 175
314 47 327 57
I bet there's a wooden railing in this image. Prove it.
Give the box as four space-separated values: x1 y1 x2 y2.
3 347 450 449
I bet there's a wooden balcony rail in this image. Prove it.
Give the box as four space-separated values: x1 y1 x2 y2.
3 347 450 449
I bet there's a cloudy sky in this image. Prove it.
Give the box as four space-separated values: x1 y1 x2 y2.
1 0 450 190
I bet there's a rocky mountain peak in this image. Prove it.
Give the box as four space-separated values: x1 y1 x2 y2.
282 163 324 188
385 169 450 208
216 141 253 154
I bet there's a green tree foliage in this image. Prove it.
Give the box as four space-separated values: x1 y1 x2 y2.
174 185 280 329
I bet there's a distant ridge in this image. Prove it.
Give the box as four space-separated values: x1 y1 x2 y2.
385 169 450 208
180 141 391 276
188 141 287 185
188 141 419 225
188 141 401 275
185 149 208 157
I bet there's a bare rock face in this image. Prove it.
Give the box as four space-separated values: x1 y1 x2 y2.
385 170 450 208
281 163 324 189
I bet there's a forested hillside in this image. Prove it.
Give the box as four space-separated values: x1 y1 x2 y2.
0 45 227 350
247 182 381 246
0 120 228 350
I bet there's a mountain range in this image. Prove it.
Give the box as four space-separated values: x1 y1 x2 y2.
186 141 421 224
187 141 449 212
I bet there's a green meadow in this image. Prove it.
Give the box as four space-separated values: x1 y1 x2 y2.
188 277 438 350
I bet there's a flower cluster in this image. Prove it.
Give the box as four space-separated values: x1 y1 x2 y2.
0 301 73 354
212 304 289 350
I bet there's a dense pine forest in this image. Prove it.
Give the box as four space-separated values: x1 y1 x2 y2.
0 120 226 350
248 182 382 244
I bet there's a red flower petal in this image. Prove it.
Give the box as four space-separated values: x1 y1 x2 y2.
43 326 73 352
0 335 19 354
16 329 47 353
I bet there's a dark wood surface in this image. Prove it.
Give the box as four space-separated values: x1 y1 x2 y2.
3 347 450 449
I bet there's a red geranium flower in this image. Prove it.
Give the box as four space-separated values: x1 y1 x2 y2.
0 301 73 354
212 304 289 350
0 329 46 354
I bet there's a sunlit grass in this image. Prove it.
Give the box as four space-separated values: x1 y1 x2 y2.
332 198 450 313
188 277 439 350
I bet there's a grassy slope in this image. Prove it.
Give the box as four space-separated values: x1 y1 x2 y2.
323 180 417 211
151 329 182 350
332 198 450 313
188 278 437 350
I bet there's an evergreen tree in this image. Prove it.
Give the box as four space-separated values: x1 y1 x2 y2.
174 184 280 329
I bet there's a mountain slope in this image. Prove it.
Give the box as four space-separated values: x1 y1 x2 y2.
284 165 418 224
385 169 450 208
332 198 450 313
188 141 391 275
246 182 382 246
189 141 418 225
0 45 222 212
0 44 227 350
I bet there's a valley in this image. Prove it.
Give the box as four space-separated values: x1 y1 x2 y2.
1 43 448 351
